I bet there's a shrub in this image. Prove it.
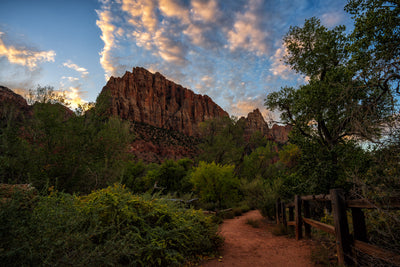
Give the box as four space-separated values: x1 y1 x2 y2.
0 184 221 266
190 161 240 210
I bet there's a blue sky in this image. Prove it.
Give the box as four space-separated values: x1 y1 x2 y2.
0 0 353 120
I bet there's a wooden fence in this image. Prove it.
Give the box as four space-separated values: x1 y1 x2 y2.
276 189 400 266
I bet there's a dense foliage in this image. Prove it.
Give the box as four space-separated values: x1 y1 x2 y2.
0 94 133 193
0 184 221 266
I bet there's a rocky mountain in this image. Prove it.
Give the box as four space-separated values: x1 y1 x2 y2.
99 67 228 137
270 124 292 143
0 86 32 120
239 108 270 140
239 108 291 144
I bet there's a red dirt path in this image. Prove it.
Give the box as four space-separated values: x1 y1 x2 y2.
201 210 316 267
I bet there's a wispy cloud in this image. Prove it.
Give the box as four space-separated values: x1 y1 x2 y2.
96 6 118 80
0 32 55 70
63 60 89 78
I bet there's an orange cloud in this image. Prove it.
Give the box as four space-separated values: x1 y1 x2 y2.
96 7 117 80
63 60 89 78
0 33 55 70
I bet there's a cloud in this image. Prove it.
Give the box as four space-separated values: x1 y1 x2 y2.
121 0 158 32
0 32 55 70
95 0 351 117
321 12 344 27
61 76 80 82
96 6 118 79
230 96 276 122
63 60 89 78
268 45 292 80
0 31 55 93
59 76 87 110
227 0 271 56
190 0 221 23
159 0 190 24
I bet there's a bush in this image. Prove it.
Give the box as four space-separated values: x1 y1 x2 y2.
0 184 221 266
190 161 240 210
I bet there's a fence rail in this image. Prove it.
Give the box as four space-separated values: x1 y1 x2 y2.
276 189 400 266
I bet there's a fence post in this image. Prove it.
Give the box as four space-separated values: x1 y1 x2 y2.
276 198 281 224
281 202 287 230
303 200 311 239
351 207 367 242
331 189 352 266
295 195 302 240
289 206 294 231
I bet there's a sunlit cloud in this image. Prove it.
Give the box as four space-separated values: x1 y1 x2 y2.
95 0 352 117
269 45 292 80
227 0 270 56
63 60 89 78
159 0 190 24
59 79 87 110
230 97 276 123
96 6 118 80
0 32 55 70
191 0 221 23
121 0 158 32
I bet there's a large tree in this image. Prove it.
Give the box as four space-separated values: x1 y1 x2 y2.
345 0 400 140
265 17 393 191
345 0 399 83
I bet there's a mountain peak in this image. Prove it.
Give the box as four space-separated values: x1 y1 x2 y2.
98 67 229 136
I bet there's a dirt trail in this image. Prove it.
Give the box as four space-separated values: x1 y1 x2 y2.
201 210 315 267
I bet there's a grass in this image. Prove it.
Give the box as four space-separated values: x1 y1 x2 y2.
270 224 288 236
310 242 337 266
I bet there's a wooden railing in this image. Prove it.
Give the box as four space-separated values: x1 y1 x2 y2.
276 189 400 266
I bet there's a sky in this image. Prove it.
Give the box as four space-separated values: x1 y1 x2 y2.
0 0 354 120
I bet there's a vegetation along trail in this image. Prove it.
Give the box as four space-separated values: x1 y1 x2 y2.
202 210 315 267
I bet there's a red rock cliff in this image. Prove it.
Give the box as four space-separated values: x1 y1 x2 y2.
99 67 229 136
239 108 291 143
239 108 270 140
0 86 32 120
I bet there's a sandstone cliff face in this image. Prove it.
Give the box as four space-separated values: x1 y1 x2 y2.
271 124 292 143
239 108 291 144
0 86 32 120
99 67 229 136
239 108 270 140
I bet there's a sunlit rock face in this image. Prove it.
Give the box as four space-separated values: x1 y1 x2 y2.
99 67 229 137
239 108 291 144
240 108 270 140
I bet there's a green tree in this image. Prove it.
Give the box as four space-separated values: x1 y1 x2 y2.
190 161 240 209
240 142 278 180
26 85 69 106
345 0 400 143
141 159 193 194
345 0 399 81
197 116 244 165
265 17 393 192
